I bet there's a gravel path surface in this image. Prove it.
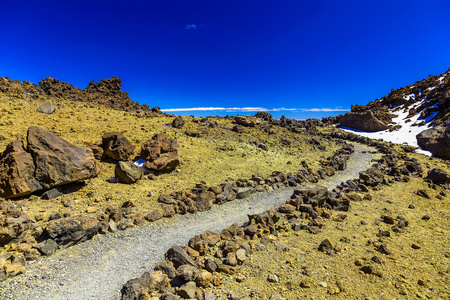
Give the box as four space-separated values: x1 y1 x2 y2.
0 143 379 300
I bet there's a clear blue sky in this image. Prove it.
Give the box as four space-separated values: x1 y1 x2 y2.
1 0 449 119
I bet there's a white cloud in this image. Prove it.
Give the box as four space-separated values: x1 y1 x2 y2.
184 24 197 30
299 108 350 112
161 107 350 113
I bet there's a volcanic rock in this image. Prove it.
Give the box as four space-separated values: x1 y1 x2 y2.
255 111 273 122
340 111 388 132
426 168 450 184
102 132 135 161
165 245 196 268
172 116 185 129
121 271 169 300
0 127 99 199
40 215 101 246
36 101 56 114
114 161 143 184
417 122 450 159
234 116 260 127
0 203 31 246
33 239 58 256
140 133 180 172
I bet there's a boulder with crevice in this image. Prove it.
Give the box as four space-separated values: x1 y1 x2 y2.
102 132 135 161
140 133 180 172
0 127 100 199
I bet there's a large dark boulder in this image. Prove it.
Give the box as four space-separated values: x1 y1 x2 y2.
340 111 388 132
102 132 135 161
140 133 180 172
0 127 100 198
416 122 450 159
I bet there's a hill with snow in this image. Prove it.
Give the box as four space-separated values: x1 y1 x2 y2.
337 68 450 155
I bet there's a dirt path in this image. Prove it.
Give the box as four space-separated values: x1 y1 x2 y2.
0 143 380 300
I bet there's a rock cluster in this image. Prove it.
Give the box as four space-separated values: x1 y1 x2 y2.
0 127 100 199
120 144 358 299
333 68 450 126
121 130 431 299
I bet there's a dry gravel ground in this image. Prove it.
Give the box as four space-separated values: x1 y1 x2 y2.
0 144 378 300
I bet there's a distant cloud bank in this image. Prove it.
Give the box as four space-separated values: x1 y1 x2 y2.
183 24 197 30
161 107 349 113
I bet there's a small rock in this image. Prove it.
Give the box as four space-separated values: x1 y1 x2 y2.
371 256 382 264
235 249 247 263
269 294 286 300
41 188 63 200
377 244 391 255
33 239 58 256
318 281 328 288
381 215 395 224
195 270 212 288
422 215 430 220
267 274 279 283
318 239 333 253
37 101 56 114
115 161 143 184
360 265 374 274
300 279 311 288
177 281 196 299
411 243 421 249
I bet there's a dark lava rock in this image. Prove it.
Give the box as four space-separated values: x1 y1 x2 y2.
416 121 450 159
102 132 135 161
0 127 99 199
340 111 388 132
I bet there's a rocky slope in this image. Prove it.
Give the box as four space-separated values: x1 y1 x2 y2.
338 67 450 127
0 76 160 115
0 75 448 300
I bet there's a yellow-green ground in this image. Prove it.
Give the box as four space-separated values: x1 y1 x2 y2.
202 146 450 299
1 94 338 223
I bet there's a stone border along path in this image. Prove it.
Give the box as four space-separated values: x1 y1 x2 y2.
0 143 380 300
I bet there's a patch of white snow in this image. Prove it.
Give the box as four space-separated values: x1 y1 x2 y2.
403 93 415 101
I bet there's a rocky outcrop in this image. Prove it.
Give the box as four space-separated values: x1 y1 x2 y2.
0 76 159 115
416 122 450 159
140 133 180 172
234 116 260 127
339 111 388 132
255 111 273 122
338 68 450 126
0 127 100 198
102 132 135 161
